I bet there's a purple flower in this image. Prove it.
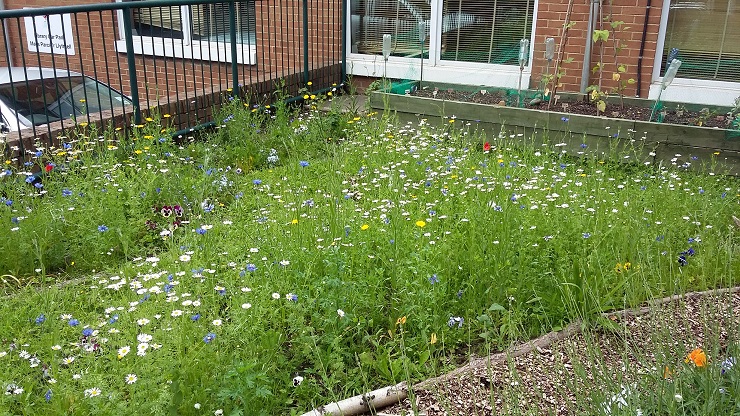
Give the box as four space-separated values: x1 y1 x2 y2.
45 389 52 402
428 274 439 284
62 189 72 197
246 264 257 272
582 233 591 239
203 332 216 343
35 314 46 325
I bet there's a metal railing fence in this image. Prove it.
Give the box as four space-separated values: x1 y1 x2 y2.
0 0 345 158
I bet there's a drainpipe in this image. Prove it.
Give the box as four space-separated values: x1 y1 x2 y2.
580 0 599 94
636 0 652 97
0 0 13 67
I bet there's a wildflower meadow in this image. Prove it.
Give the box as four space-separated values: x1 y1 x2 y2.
0 92 738 415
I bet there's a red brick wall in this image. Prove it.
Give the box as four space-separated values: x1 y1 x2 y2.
532 0 663 98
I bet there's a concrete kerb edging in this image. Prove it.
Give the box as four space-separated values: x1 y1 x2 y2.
302 285 740 416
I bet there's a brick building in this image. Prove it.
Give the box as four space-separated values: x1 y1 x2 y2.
347 0 739 106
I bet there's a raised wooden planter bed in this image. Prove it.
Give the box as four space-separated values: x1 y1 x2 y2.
370 87 740 175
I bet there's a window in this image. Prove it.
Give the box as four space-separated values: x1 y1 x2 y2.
440 0 534 65
116 1 257 64
349 0 534 65
661 0 739 81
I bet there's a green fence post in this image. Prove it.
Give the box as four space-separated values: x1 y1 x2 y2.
341 0 347 85
120 5 141 125
303 0 309 85
228 0 238 97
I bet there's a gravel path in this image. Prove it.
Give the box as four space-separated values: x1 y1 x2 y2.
382 288 740 416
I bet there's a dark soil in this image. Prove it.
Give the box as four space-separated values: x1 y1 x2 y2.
411 88 737 129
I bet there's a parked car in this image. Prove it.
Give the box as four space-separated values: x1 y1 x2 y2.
0 67 132 132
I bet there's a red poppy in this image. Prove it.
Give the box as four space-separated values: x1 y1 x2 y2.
483 142 491 152
45 164 53 172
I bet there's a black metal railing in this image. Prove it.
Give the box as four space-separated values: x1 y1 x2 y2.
0 0 345 158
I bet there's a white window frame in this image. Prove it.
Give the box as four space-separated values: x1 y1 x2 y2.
114 0 257 65
650 0 740 106
346 0 538 89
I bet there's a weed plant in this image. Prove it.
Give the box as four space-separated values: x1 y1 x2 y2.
0 93 738 414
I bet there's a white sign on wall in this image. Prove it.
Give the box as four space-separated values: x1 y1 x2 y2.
23 10 75 55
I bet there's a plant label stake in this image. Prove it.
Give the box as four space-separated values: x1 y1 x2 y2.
418 21 426 91
650 55 682 122
544 38 555 101
518 39 530 107
382 34 391 81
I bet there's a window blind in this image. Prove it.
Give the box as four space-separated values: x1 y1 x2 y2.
191 2 256 44
661 0 740 81
440 0 533 65
132 4 183 39
350 0 432 58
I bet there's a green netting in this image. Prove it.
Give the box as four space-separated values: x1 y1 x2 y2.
726 117 740 140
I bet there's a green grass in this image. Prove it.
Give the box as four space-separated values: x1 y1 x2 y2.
0 94 738 415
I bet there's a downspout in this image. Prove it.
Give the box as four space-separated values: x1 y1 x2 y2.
0 0 13 67
636 0 652 97
580 0 599 94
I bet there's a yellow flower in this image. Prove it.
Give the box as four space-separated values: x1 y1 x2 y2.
686 348 707 367
78 122 88 127
163 114 171 118
396 316 407 325
145 117 154 122
310 94 316 100
327 92 333 97
624 262 631 270
430 333 437 344
614 263 623 273
307 81 313 86
291 219 299 225
134 150 143 155
303 94 309 100
361 224 369 231
415 220 426 228
79 99 86 103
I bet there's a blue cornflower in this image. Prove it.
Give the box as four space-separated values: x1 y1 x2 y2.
580 143 587 149
34 150 43 157
25 176 34 184
721 192 727 198
299 160 309 168
109 315 119 324
191 314 201 321
62 189 72 197
561 116 569 122
656 235 665 242
45 389 52 402
253 179 262 185
688 237 695 243
155 187 162 193
203 333 216 343
98 225 108 232
246 263 257 272
163 284 173 293
11 217 19 224
34 182 43 189
582 233 591 239
35 314 46 325
62 142 72 150
195 228 206 235
428 274 439 284
68 318 80 327
287 293 298 302
721 357 736 374
82 328 93 337
678 255 688 267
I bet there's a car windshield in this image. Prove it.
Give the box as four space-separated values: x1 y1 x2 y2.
0 75 130 126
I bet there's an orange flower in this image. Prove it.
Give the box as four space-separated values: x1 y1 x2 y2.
686 348 707 367
663 366 673 379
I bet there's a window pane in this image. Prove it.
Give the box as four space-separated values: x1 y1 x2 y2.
190 1 256 44
661 0 740 81
440 0 534 65
350 0 432 58
133 5 184 39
